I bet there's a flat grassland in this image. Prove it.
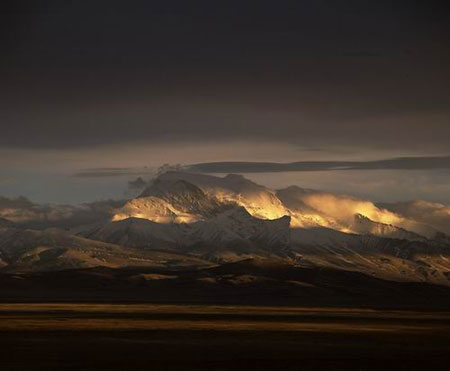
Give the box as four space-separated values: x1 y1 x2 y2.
1 304 450 370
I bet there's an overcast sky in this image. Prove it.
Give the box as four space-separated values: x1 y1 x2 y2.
1 1 449 203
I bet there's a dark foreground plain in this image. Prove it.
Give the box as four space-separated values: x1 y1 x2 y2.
1 304 450 371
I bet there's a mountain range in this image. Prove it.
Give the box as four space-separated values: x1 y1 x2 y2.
1 171 450 299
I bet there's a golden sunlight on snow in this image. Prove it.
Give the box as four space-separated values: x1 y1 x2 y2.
107 172 444 240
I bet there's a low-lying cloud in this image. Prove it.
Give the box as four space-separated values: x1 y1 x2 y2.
380 201 450 235
0 196 126 230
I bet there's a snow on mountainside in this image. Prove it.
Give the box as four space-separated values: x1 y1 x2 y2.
112 196 193 224
289 226 450 286
114 178 234 224
190 207 290 246
141 172 292 221
141 178 230 216
79 217 185 249
350 214 426 241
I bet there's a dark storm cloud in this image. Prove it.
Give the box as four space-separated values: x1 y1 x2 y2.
1 1 449 151
188 156 450 173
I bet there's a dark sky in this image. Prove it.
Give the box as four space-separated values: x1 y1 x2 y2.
1 0 450 153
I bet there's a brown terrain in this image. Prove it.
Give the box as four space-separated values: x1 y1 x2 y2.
1 303 450 370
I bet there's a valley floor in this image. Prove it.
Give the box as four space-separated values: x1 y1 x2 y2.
1 304 450 370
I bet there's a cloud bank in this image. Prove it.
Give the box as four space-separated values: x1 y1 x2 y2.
187 156 450 173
